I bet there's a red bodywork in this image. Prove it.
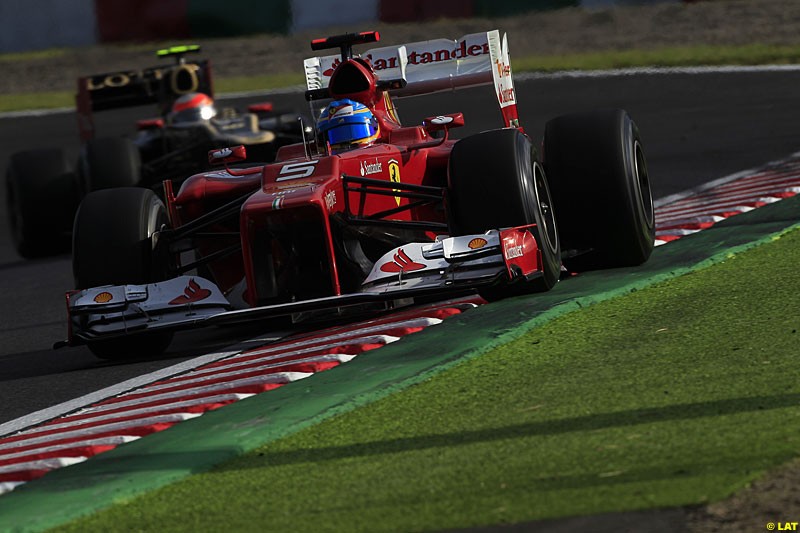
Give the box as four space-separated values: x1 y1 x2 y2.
166 32 517 309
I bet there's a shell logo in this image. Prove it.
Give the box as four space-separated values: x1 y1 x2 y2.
468 238 488 249
94 292 113 303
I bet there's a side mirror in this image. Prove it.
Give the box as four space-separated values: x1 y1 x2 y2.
136 118 164 130
208 145 247 165
423 113 465 134
376 78 407 91
248 102 274 114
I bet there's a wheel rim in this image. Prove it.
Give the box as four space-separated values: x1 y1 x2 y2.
633 140 655 228
532 161 559 255
147 199 167 244
147 198 170 280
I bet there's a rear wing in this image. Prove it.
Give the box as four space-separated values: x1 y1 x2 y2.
303 30 519 128
75 59 214 141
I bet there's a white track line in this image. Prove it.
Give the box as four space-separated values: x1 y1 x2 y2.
0 305 466 493
514 64 800 83
0 349 240 438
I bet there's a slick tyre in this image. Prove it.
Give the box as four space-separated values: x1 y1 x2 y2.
448 128 561 299
73 187 172 359
5 148 79 258
544 108 655 271
80 137 141 191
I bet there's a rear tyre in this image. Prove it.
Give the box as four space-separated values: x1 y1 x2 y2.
5 148 79 258
544 108 655 271
73 187 173 359
80 137 141 191
448 128 561 299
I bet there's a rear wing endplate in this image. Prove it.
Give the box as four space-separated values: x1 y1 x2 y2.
303 30 519 128
75 59 213 141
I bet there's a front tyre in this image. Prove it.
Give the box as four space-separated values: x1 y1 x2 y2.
73 187 173 359
448 128 561 298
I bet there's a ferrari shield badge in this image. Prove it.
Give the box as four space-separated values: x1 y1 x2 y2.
388 158 401 206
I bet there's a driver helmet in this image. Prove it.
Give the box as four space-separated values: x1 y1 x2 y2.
318 99 379 153
169 92 216 124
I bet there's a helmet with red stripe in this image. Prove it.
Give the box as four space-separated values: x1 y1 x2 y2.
169 92 216 124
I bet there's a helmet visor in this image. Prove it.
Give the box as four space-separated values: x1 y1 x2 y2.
172 104 216 124
327 122 377 147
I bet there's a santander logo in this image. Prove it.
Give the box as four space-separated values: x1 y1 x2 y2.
379 248 426 273
360 158 382 176
321 39 491 77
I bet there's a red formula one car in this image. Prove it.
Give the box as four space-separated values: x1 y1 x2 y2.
62 31 655 359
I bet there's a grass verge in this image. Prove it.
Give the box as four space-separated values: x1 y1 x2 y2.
2 42 800 113
0 48 66 63
53 227 800 532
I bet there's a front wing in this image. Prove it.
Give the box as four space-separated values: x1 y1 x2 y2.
63 228 543 346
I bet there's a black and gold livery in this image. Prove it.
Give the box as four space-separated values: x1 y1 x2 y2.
5 46 306 259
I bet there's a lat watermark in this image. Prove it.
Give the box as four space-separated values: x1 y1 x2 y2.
767 522 799 531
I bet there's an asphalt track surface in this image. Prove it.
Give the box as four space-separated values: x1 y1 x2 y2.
2 68 800 428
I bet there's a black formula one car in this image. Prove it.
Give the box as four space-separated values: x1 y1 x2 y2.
61 30 655 360
5 45 307 258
